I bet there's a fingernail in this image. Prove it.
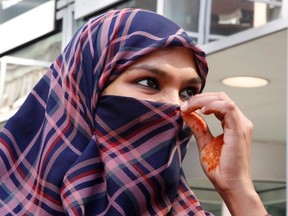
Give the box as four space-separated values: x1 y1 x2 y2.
200 106 206 113
181 101 188 111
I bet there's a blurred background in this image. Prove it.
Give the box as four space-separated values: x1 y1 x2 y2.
0 0 287 215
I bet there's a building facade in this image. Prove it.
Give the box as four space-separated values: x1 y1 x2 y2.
0 0 287 215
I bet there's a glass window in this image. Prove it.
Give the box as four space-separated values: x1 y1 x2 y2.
164 0 200 32
209 0 284 38
0 33 62 126
189 179 286 215
6 33 62 62
188 179 222 215
210 0 254 36
0 58 49 121
256 181 286 216
74 0 157 34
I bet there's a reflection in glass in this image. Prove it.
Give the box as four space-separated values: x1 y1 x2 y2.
210 0 283 37
0 57 50 123
9 33 62 62
73 0 157 28
161 0 285 44
210 0 254 36
164 0 200 32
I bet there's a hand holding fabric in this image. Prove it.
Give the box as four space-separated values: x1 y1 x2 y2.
181 92 268 216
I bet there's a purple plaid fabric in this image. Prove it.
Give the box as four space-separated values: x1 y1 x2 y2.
0 8 212 215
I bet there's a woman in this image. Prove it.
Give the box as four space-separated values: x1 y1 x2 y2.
0 8 268 215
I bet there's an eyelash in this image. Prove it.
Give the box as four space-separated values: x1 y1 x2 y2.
180 88 198 101
136 78 199 101
137 78 160 90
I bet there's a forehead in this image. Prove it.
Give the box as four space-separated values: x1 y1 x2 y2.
123 47 201 85
104 46 201 90
129 47 198 74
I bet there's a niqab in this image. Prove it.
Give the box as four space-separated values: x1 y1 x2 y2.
0 8 211 215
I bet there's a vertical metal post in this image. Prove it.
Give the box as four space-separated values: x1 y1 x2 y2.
0 58 7 104
198 0 208 44
286 18 288 216
61 4 74 50
204 0 212 44
157 0 165 15
282 0 288 17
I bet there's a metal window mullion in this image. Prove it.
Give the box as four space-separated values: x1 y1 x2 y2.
204 0 212 44
61 4 74 50
286 15 288 216
198 0 208 45
157 0 165 15
0 59 7 104
282 0 288 17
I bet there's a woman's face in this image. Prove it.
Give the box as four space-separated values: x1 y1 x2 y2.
102 47 201 106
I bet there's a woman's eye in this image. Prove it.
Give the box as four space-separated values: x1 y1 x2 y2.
180 88 197 101
137 78 159 90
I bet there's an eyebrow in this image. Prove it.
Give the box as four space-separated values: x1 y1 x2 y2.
129 64 202 85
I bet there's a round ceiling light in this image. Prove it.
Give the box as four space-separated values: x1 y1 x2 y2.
222 76 269 88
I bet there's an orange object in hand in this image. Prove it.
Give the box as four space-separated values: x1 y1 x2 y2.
182 112 224 172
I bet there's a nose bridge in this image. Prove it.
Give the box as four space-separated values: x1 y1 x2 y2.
164 89 181 106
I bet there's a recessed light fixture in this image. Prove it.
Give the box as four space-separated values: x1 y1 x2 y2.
222 76 269 88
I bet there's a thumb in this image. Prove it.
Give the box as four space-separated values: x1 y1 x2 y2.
181 111 213 152
182 111 225 173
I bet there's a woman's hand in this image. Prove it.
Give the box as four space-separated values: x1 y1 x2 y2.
181 92 268 216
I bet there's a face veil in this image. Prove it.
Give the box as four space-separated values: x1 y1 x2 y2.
0 8 210 215
92 95 192 215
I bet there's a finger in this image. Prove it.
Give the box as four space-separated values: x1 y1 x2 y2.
181 92 229 113
183 92 243 132
200 100 245 132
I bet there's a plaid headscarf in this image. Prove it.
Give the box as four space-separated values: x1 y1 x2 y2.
0 8 211 215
